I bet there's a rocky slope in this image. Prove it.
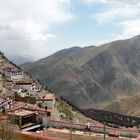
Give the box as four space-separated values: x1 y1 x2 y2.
21 35 140 115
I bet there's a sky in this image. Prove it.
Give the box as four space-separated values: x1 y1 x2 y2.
0 0 140 60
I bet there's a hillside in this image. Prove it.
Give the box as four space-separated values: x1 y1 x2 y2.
21 35 140 115
0 52 93 124
0 52 31 96
101 94 140 116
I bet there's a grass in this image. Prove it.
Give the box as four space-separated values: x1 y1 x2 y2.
57 100 74 120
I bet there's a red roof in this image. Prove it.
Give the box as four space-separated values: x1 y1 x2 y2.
15 82 32 85
137 136 140 140
3 67 22 73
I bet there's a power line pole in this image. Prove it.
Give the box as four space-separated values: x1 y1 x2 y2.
104 122 106 140
70 128 72 140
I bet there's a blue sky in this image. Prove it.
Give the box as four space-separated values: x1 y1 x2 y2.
0 0 140 59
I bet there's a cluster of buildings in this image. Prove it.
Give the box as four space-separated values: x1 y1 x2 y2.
1 66 56 129
0 54 56 130
0 65 55 107
2 67 24 81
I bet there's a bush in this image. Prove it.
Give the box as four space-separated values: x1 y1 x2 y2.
57 100 74 120
15 93 36 104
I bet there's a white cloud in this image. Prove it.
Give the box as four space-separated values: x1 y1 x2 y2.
1 0 140 60
84 0 140 5
84 0 108 4
93 6 140 24
89 19 140 46
0 0 74 58
116 20 140 39
85 0 140 43
89 0 140 24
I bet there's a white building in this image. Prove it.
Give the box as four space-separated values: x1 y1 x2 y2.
2 67 24 81
11 70 24 80
42 114 51 128
0 98 13 112
37 93 55 109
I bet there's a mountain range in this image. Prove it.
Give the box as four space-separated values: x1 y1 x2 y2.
21 35 140 116
8 55 35 65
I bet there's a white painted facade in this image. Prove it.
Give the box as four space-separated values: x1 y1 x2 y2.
37 93 56 109
37 99 55 109
42 115 51 128
21 84 32 91
11 71 24 80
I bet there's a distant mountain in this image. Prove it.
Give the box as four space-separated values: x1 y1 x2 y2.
21 35 140 116
8 55 35 65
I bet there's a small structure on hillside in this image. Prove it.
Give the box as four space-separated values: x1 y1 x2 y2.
5 80 14 89
2 67 24 80
37 93 56 109
6 104 51 129
12 82 42 93
15 82 32 92
38 109 51 128
11 70 24 81
0 97 13 112
7 108 36 128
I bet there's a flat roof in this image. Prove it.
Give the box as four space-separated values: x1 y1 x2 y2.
44 93 55 100
7 109 34 117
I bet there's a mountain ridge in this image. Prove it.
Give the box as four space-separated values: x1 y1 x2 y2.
21 35 140 115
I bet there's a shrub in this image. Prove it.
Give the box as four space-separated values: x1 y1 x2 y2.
57 100 74 120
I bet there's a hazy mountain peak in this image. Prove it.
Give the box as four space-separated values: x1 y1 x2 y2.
7 55 35 65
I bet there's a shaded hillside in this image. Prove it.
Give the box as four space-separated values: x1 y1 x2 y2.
101 94 140 116
21 35 140 114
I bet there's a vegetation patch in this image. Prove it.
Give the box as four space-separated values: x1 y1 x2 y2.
15 93 36 104
57 100 74 120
